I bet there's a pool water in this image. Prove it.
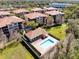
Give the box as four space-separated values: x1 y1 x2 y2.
40 39 54 49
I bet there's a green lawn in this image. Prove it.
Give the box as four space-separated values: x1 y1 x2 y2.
0 43 34 59
45 24 68 41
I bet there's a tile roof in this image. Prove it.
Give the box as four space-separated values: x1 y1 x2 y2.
44 7 57 11
0 9 8 11
12 9 29 14
24 12 47 19
0 11 11 16
25 27 48 40
45 11 64 15
0 16 24 28
31 8 44 12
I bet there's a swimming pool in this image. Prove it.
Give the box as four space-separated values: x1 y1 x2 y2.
40 39 54 49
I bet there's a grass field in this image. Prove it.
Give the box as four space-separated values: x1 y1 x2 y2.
0 43 34 59
46 24 68 41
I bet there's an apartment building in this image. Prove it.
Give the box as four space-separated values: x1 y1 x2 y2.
24 12 48 25
0 16 24 38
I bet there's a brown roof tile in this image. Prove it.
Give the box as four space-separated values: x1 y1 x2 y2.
24 12 47 19
0 11 10 16
31 8 44 12
45 11 64 15
25 27 48 40
44 7 57 11
0 16 24 28
12 9 29 14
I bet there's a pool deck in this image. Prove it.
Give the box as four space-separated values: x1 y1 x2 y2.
31 35 59 55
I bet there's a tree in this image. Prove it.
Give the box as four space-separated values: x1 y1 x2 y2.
68 19 79 38
58 19 79 59
9 30 22 42
62 33 74 58
26 21 38 29
0 29 7 49
63 4 79 19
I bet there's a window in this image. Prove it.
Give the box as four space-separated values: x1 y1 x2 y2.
36 17 43 24
8 24 13 29
14 23 18 27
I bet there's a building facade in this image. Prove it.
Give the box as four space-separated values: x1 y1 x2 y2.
0 16 24 40
24 12 48 25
